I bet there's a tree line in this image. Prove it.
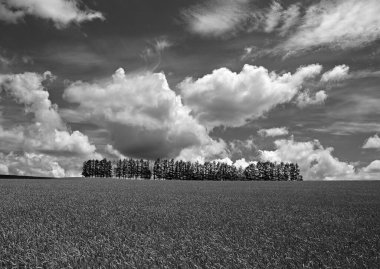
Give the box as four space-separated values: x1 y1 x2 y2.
82 158 303 181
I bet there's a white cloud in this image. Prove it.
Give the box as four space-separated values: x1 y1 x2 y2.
321 65 350 82
154 38 172 52
179 64 323 129
260 138 356 181
0 152 65 178
0 71 100 176
277 3 300 36
63 68 227 161
183 0 380 50
0 0 104 27
213 157 255 169
104 144 126 160
362 160 380 173
0 163 9 174
262 1 283 33
0 71 63 130
182 0 250 38
141 37 173 70
296 90 327 108
261 138 380 181
259 1 300 36
363 134 380 149
233 158 256 169
281 0 380 52
183 0 302 38
258 127 289 137
49 130 96 156
0 125 24 152
214 157 233 166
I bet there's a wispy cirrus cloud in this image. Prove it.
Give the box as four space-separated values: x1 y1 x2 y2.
0 0 104 27
181 0 251 38
141 37 173 70
251 1 301 36
280 0 380 53
182 0 301 38
313 122 380 136
183 0 380 58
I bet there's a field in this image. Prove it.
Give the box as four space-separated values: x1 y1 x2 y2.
0 179 379 268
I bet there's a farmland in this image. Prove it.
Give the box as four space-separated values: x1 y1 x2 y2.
1 179 380 268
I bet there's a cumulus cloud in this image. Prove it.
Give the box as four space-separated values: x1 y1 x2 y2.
0 152 65 177
0 163 9 174
213 157 255 169
261 138 380 181
260 138 356 181
258 127 289 137
296 90 327 108
0 0 104 27
0 125 24 152
104 144 126 160
0 71 100 176
362 160 380 173
63 68 227 161
182 0 250 38
0 71 63 130
281 0 380 52
363 134 380 149
179 64 323 129
227 137 257 160
233 158 256 169
321 65 350 82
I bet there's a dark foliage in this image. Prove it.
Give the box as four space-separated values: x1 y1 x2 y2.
82 158 302 181
82 159 113 178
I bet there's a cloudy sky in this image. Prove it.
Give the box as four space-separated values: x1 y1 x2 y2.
0 0 380 180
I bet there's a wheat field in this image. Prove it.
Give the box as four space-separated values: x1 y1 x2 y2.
1 178 379 268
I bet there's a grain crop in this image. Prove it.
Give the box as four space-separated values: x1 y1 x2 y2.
1 179 379 268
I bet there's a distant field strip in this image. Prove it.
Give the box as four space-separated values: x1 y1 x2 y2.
0 179 379 268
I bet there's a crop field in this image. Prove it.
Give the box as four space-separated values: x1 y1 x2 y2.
0 179 380 268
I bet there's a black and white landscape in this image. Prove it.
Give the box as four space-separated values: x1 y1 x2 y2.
0 0 380 180
0 0 380 267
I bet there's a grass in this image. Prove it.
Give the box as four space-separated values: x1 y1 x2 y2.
0 178 379 268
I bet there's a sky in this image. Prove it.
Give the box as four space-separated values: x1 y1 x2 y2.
0 0 380 180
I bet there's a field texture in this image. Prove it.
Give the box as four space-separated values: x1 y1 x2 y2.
0 179 379 268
